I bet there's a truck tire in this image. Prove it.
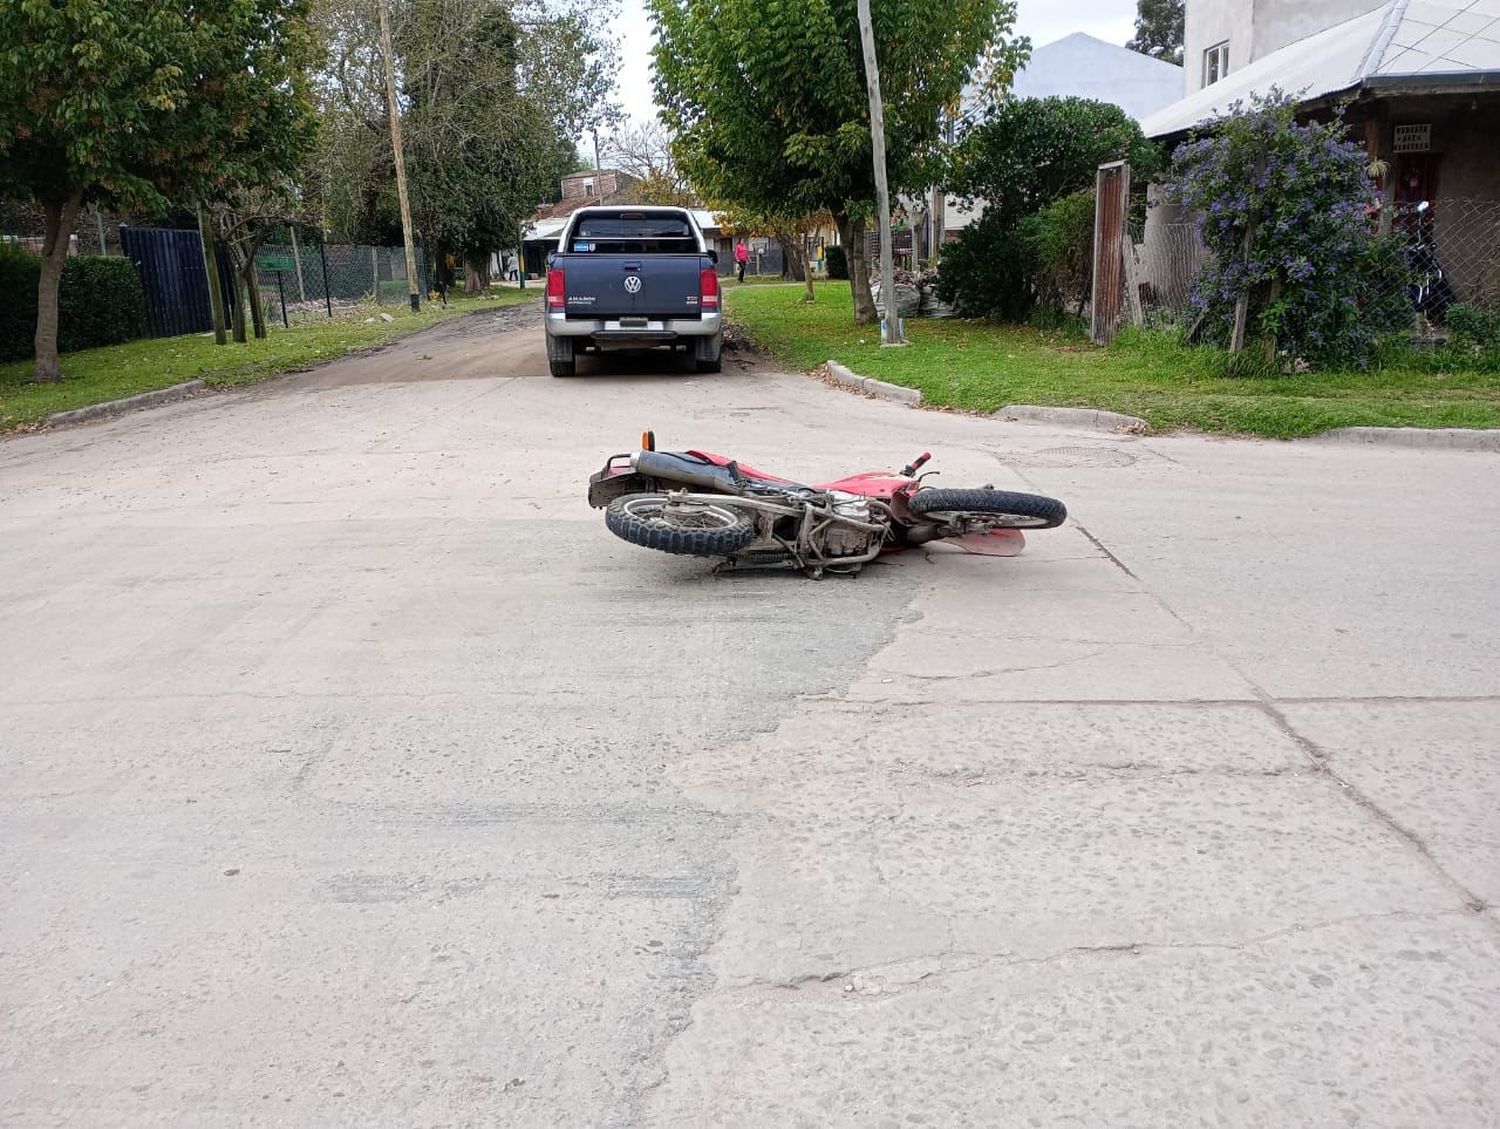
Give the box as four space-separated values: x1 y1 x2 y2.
694 332 723 374
547 333 576 378
605 493 755 556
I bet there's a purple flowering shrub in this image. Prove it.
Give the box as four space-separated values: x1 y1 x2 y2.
1164 92 1411 368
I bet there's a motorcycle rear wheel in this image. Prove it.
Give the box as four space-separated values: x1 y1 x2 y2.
605 493 757 556
909 487 1067 529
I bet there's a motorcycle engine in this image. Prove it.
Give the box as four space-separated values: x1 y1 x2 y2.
823 493 878 557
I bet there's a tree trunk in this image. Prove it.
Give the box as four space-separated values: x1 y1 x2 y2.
244 261 267 339
31 189 85 382
772 226 808 286
198 207 228 346
838 214 878 325
465 255 490 291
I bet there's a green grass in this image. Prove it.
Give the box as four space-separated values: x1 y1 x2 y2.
727 282 1500 439
1 288 537 432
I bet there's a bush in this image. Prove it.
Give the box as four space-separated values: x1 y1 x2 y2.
1164 92 1412 368
825 244 848 280
936 97 1154 321
0 244 149 362
1447 303 1500 349
1023 189 1096 316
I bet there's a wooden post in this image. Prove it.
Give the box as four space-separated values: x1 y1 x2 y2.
1229 221 1254 354
857 0 904 345
1090 161 1130 345
378 0 420 312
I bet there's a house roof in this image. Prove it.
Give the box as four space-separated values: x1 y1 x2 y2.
1011 32 1184 121
1142 0 1500 139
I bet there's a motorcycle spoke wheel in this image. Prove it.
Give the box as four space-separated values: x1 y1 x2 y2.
605 493 757 557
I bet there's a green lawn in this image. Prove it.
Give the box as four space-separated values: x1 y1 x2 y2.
727 282 1500 439
1 288 537 432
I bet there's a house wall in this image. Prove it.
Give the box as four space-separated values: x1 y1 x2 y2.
1251 0 1387 58
1184 0 1387 95
1184 0 1255 94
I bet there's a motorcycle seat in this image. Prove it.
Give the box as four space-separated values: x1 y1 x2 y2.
637 450 806 494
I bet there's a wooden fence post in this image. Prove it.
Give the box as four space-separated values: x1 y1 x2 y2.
1091 161 1131 345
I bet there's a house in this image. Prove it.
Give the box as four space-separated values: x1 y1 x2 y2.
519 169 639 276
921 35 1184 256
1141 0 1500 309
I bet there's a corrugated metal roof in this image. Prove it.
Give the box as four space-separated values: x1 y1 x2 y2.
1142 0 1500 138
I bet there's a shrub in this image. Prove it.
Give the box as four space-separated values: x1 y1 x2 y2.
936 97 1154 320
933 210 1035 320
825 244 848 280
1023 189 1096 316
0 246 149 362
1164 91 1412 368
1446 303 1500 349
57 255 148 353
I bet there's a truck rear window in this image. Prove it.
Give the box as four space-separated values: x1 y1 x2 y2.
570 211 699 254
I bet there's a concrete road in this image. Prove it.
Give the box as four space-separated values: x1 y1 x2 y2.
3 304 1499 1127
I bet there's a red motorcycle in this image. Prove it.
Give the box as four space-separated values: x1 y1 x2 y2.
588 432 1067 577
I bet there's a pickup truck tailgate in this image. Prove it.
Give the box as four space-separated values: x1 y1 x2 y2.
560 254 703 319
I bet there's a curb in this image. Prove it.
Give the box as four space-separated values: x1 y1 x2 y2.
1310 426 1500 452
825 360 923 405
43 380 209 429
995 404 1148 434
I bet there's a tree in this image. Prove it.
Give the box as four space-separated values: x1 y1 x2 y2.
605 121 697 206
315 0 619 285
1127 0 1184 66
713 207 831 302
0 0 320 381
651 0 1027 324
936 97 1157 320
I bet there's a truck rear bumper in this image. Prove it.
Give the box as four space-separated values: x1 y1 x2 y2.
546 311 722 340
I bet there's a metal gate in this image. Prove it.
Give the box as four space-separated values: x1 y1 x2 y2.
119 226 220 338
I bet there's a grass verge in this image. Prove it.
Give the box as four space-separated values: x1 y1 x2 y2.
2 289 537 432
727 282 1500 439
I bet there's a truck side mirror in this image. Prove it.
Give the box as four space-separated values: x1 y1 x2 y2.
707 249 719 265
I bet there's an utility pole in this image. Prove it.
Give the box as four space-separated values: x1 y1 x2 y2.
378 0 420 312
856 0 904 345
593 130 602 171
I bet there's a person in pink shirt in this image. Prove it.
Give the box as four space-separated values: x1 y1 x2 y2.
734 238 749 283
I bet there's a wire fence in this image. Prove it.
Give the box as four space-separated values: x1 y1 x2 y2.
252 240 431 327
1126 196 1500 331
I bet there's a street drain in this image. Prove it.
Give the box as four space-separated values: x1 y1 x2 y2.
1020 446 1141 468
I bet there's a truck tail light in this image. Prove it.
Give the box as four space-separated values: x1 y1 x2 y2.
700 267 719 310
546 268 566 311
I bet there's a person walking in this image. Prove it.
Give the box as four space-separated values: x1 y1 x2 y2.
735 238 749 284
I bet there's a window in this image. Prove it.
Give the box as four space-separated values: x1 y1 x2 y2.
1203 41 1230 87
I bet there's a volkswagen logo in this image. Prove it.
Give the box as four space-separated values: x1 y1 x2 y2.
623 275 642 294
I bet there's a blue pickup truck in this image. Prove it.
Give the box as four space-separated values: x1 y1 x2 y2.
544 206 723 377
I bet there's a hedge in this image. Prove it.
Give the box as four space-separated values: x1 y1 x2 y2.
0 244 149 362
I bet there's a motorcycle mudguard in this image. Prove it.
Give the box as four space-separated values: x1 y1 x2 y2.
948 529 1026 556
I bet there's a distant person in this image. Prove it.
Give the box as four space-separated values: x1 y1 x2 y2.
735 239 749 283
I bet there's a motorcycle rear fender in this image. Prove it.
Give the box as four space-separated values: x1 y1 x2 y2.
588 454 653 509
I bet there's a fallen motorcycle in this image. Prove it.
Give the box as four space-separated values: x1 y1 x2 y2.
587 432 1067 577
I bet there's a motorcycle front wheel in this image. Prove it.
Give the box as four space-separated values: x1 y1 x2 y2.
605 493 757 556
909 487 1067 529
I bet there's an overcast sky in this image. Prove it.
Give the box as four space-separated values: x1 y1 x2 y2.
596 0 1139 141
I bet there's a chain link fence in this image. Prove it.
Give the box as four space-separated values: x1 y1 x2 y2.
1126 196 1500 331
253 240 431 327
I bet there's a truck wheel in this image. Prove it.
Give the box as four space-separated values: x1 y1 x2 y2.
694 332 723 374
547 334 576 378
